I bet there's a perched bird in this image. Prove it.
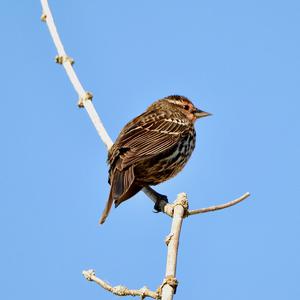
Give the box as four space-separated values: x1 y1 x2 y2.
99 95 211 224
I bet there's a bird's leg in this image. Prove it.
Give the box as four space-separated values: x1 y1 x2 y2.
142 186 169 212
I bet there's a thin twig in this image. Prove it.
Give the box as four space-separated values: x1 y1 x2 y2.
188 192 250 216
40 0 113 150
82 270 159 299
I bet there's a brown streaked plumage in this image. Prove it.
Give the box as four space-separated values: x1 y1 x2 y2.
99 95 211 224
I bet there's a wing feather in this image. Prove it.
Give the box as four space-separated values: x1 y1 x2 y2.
110 111 191 170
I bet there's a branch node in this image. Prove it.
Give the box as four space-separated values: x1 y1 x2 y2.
114 285 128 295
138 286 155 299
82 269 95 281
157 276 179 296
78 91 93 108
139 286 147 299
40 13 47 22
160 193 188 218
173 192 189 217
55 55 75 65
165 233 173 246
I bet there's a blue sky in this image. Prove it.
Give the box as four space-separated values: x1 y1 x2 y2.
0 1 299 299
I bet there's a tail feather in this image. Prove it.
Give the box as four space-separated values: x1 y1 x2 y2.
99 188 114 224
99 166 140 224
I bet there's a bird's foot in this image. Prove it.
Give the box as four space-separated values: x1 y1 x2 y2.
142 186 169 213
153 194 169 213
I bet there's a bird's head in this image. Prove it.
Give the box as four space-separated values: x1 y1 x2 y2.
162 95 211 122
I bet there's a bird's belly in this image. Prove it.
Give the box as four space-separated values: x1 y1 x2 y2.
135 132 196 185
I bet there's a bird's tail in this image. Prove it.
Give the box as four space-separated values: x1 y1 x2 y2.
99 168 128 224
99 166 141 224
99 188 114 224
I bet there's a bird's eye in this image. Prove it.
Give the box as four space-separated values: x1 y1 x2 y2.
183 105 189 110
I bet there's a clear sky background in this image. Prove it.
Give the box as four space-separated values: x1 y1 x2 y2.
0 1 299 299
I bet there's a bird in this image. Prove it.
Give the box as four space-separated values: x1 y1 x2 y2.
99 95 211 224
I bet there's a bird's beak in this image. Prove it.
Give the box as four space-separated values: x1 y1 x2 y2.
194 108 212 119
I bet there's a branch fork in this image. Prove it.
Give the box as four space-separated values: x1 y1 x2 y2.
81 192 249 300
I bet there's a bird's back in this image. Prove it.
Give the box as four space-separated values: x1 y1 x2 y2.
108 101 196 186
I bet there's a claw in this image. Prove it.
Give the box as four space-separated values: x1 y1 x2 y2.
153 194 169 212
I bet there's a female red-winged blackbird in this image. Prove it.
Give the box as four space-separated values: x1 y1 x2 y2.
99 95 210 224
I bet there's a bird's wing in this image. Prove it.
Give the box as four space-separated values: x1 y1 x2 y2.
109 112 190 170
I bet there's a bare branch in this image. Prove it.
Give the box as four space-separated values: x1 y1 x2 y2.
143 188 250 218
188 192 250 216
82 270 159 299
40 0 113 150
40 0 165 205
159 193 188 300
40 3 251 300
